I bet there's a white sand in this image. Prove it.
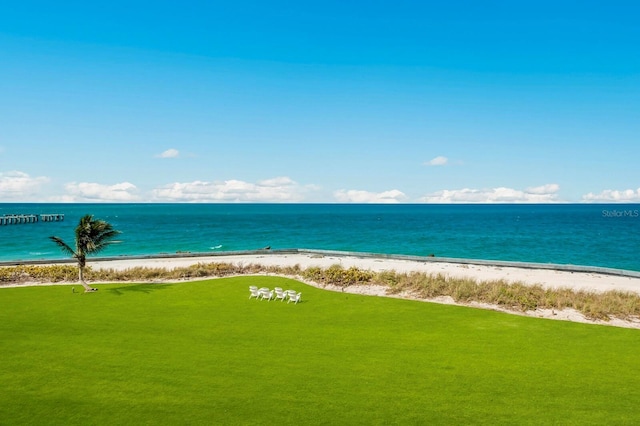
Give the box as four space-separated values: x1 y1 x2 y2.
5 252 640 328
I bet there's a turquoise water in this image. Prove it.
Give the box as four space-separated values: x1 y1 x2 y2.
1 203 639 271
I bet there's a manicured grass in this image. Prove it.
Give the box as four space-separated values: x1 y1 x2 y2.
1 277 639 425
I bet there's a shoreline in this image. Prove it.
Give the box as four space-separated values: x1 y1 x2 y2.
4 250 640 329
3 248 640 278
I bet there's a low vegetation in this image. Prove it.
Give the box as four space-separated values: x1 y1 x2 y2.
2 261 640 321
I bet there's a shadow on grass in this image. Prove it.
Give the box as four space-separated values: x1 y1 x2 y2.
107 283 174 296
255 299 306 305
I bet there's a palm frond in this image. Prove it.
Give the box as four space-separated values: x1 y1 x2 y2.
51 214 121 261
75 215 122 256
49 236 76 257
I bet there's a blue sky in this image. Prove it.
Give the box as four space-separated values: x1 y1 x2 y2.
1 0 639 203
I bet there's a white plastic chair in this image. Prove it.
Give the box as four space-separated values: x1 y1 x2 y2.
274 288 287 302
260 288 274 301
287 292 301 304
249 287 261 299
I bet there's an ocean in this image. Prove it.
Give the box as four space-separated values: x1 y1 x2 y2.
1 203 639 272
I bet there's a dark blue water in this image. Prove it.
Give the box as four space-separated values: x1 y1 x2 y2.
1 203 639 271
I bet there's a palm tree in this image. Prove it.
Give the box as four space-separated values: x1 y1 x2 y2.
49 214 121 292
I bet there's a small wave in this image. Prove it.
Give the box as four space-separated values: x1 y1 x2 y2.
210 245 223 250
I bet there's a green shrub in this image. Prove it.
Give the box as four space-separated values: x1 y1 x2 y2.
301 266 324 283
0 265 79 283
303 264 374 287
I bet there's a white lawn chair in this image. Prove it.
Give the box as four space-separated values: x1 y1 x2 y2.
249 287 261 299
260 288 274 301
287 292 301 304
274 288 287 302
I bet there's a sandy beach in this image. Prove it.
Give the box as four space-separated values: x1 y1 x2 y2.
90 252 640 294
5 252 640 328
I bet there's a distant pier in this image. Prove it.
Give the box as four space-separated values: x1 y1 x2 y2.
0 214 65 225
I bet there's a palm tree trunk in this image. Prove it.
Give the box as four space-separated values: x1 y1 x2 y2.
78 260 95 292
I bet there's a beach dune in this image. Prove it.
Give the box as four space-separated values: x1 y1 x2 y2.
91 252 640 295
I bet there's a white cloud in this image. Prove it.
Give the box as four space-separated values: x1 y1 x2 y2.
420 184 561 203
425 156 448 166
150 176 309 202
0 171 49 200
526 183 560 195
157 148 179 158
259 176 296 187
582 188 640 203
62 182 139 202
333 189 407 203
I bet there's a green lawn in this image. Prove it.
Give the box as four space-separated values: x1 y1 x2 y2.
1 276 639 425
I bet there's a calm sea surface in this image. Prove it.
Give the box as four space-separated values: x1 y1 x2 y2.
1 203 639 271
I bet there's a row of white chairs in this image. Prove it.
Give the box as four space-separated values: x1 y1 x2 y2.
249 286 301 304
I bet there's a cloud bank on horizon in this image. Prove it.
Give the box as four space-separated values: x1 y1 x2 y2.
2 168 639 203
